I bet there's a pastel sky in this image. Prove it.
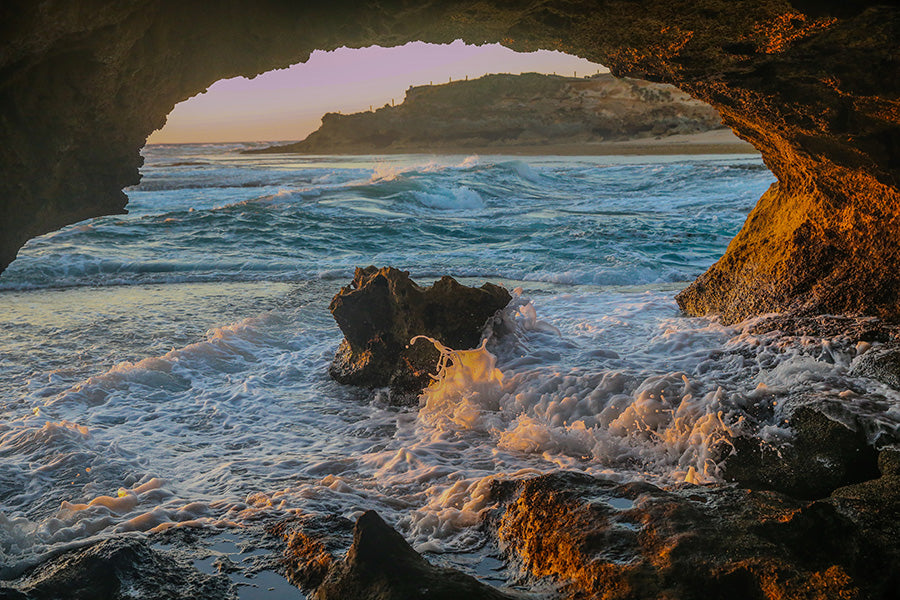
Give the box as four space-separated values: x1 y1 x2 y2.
148 41 605 144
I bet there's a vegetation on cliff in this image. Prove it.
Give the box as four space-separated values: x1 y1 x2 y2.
250 72 726 154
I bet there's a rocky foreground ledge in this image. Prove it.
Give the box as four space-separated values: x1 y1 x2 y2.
3 307 900 598
5 437 897 599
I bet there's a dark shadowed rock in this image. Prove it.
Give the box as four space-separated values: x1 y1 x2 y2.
0 536 233 600
722 406 879 499
849 343 900 390
315 510 514 600
329 266 511 399
487 471 898 600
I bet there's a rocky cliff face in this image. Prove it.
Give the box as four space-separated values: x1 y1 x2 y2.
1 1 898 321
252 72 726 154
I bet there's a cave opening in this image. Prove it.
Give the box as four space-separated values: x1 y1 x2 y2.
146 41 607 145
2 4 899 597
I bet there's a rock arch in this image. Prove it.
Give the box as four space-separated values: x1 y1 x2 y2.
1 1 897 321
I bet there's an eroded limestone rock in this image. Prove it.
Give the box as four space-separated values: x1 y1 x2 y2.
488 470 899 600
272 510 515 600
849 343 900 390
328 266 510 398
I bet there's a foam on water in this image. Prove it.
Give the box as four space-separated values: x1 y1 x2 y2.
3 146 898 583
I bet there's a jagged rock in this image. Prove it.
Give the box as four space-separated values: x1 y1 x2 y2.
487 471 898 600
849 343 900 390
722 406 880 500
315 510 514 600
247 72 731 155
328 266 511 398
267 514 355 591
0 537 233 600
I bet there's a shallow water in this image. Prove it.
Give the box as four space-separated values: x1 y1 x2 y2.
2 146 897 585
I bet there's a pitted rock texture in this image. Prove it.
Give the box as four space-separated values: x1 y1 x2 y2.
1 1 899 321
849 343 900 390
328 266 510 397
722 406 880 500
488 470 900 600
248 72 728 154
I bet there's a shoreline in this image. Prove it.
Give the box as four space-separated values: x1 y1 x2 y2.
238 130 759 157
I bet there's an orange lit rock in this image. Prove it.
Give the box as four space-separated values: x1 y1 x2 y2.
488 471 897 599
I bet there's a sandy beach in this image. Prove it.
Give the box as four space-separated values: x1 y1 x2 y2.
265 129 758 156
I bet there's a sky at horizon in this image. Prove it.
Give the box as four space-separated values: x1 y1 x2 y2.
147 41 606 144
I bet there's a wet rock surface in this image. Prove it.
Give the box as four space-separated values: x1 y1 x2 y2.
268 511 515 599
849 343 900 390
314 510 515 600
487 470 899 600
722 406 880 500
266 513 355 591
329 266 511 398
0 536 234 600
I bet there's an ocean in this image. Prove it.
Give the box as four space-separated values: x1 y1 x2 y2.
3 144 893 593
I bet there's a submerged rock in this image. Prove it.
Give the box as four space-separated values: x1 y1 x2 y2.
0 536 233 600
281 511 514 600
722 406 880 500
488 470 898 600
329 266 511 399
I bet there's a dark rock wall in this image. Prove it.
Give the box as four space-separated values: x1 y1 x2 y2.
1 1 897 321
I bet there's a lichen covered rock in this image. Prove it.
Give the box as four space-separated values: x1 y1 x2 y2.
328 266 511 398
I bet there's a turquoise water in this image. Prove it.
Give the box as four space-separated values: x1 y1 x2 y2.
8 145 849 582
1 146 769 290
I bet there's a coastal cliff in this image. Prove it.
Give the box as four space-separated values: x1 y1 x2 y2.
249 72 731 154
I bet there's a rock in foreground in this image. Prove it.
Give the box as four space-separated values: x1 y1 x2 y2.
0 537 233 600
488 469 900 600
315 511 514 600
329 266 511 398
